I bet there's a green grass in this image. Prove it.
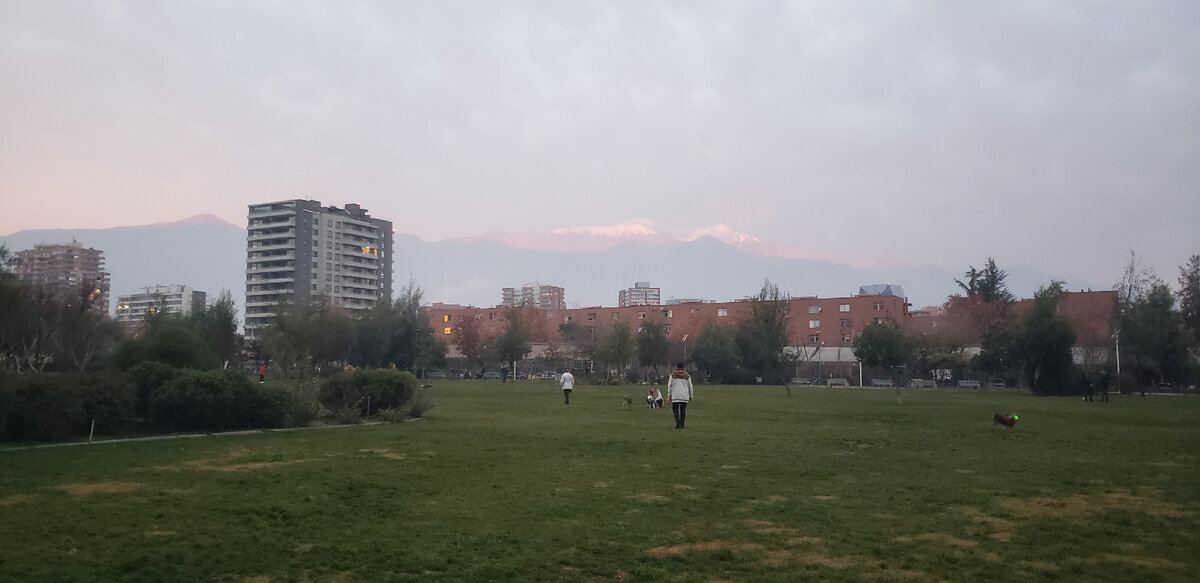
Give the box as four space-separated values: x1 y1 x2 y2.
2 381 1198 582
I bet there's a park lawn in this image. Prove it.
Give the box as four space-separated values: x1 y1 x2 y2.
1 381 1197 582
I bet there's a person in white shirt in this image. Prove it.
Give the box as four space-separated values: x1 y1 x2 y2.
666 362 694 428
559 371 574 405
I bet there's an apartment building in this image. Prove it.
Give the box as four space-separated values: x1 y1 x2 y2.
618 281 661 307
501 281 566 310
244 200 393 337
13 240 110 315
115 285 207 324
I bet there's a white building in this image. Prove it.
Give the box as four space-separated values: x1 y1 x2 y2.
116 285 207 323
619 281 661 307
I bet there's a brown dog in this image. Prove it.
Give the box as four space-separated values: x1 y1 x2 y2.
993 413 1018 428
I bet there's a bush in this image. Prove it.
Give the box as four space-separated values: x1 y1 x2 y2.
148 369 288 432
126 361 179 419
0 372 136 442
261 380 321 427
319 368 418 419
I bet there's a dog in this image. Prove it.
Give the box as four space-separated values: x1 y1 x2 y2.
993 413 1018 428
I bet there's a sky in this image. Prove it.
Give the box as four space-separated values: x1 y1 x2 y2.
2 1 1198 291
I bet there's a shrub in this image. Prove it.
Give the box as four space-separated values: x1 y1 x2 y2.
148 369 287 432
126 361 179 419
319 368 418 419
0 372 136 442
261 380 321 427
404 387 435 419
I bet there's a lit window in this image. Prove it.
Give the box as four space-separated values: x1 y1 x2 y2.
443 314 450 322
839 304 850 312
809 320 820 328
444 327 452 335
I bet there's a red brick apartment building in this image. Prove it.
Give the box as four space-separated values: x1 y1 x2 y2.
429 293 911 358
908 290 1117 350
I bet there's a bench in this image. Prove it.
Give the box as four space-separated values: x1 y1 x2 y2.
870 378 894 387
957 380 982 388
909 379 937 388
789 377 812 385
827 378 849 387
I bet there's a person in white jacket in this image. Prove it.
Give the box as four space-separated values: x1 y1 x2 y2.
666 362 694 429
559 371 574 405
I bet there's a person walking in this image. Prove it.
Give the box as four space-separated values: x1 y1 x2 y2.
258 364 266 383
559 370 574 405
666 362 693 429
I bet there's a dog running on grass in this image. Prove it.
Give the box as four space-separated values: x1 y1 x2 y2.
993 413 1018 428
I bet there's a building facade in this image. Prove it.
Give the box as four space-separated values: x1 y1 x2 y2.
14 240 110 315
245 200 393 337
430 292 911 358
618 281 661 307
501 281 566 310
115 285 207 324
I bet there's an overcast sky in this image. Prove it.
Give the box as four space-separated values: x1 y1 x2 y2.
2 1 1197 291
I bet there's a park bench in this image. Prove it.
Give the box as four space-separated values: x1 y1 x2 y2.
789 377 812 385
957 380 982 388
870 378 894 387
909 379 937 388
827 378 849 387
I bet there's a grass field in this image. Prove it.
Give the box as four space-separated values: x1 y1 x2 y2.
1 381 1197 582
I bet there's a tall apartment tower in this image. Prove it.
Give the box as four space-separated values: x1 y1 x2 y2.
245 200 393 338
619 281 661 307
501 281 566 310
14 240 110 314
116 284 207 325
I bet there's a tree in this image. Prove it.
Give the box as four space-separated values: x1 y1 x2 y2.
955 257 1015 303
596 321 635 380
492 307 531 377
192 290 241 369
1179 254 1200 347
974 323 1022 383
558 321 597 367
1020 281 1076 395
635 320 670 379
1121 281 1187 386
453 313 487 373
852 321 912 377
734 280 791 383
690 321 740 382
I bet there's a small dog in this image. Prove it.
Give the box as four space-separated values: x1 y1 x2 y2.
993 413 1018 428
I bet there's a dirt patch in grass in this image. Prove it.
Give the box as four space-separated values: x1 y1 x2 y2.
646 540 765 556
813 495 835 500
1000 487 1188 519
629 493 670 503
673 484 696 490
295 543 314 552
146 530 176 536
56 482 140 495
358 448 406 460
156 457 320 472
956 506 1015 542
893 533 978 548
0 494 30 506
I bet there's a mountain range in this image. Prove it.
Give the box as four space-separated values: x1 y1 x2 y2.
2 215 1073 320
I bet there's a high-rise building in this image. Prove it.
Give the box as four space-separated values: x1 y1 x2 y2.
501 281 566 310
115 285 207 324
14 240 110 314
618 281 661 307
245 200 393 337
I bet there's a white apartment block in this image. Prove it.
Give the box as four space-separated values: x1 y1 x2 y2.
501 281 566 310
244 200 393 337
619 281 661 307
116 285 207 323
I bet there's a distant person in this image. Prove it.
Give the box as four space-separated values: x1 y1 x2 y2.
258 364 265 383
501 366 510 383
1099 369 1111 402
1082 371 1094 402
667 362 694 429
559 371 574 404
651 385 664 409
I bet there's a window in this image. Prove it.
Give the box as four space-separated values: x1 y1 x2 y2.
809 334 820 343
564 315 572 323
326 274 332 281
717 309 728 317
808 305 821 313
664 324 671 334
839 318 850 327
326 252 333 259
312 250 318 257
314 230 319 237
588 313 596 321
873 302 884 311
612 312 619 320
839 303 850 312
326 263 332 270
665 309 673 318
842 334 852 343
638 312 647 319
809 320 820 328
443 314 450 323
325 285 332 292
490 312 496 320
444 327 452 335
874 317 885 325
